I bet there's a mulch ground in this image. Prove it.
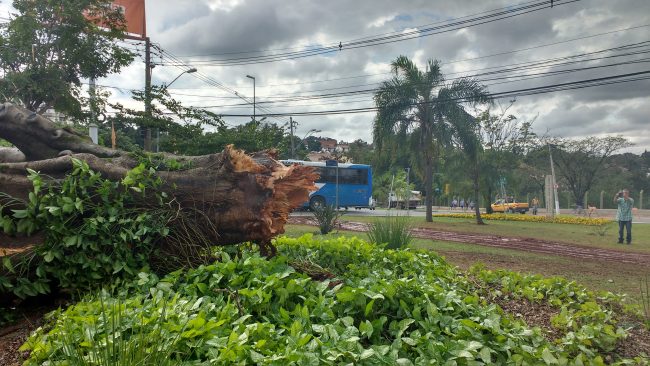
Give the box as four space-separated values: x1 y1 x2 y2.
492 296 563 341
0 308 48 366
615 316 650 360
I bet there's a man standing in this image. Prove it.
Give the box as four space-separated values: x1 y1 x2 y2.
614 189 634 244
531 197 540 215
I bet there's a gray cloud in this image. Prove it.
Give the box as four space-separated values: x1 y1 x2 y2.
2 0 649 152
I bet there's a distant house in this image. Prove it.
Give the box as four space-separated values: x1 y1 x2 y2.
307 151 331 162
336 143 350 153
319 138 337 152
43 109 68 124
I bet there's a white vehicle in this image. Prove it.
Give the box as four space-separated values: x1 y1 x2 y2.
388 190 421 210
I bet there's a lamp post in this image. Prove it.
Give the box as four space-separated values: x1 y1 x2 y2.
290 128 321 159
165 68 197 89
153 68 197 152
246 74 255 121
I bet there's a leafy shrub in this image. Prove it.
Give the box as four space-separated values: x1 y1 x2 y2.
0 159 170 300
366 215 413 249
312 204 343 234
21 235 643 365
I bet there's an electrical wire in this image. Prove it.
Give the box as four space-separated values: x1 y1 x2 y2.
165 24 650 90
181 42 650 106
160 0 581 66
171 71 650 117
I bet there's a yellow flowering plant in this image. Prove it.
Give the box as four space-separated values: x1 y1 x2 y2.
433 213 611 226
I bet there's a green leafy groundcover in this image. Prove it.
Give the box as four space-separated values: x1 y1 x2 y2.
21 235 647 365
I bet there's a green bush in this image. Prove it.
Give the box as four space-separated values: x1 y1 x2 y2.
366 215 413 249
20 235 644 365
312 204 343 234
0 159 170 300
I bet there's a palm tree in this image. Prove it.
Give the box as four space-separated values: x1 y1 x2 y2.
374 56 491 222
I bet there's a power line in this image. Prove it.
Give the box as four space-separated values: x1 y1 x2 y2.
178 42 650 105
166 24 650 90
177 71 650 117
172 0 546 58
187 58 650 109
160 0 581 66
154 44 294 125
88 41 650 109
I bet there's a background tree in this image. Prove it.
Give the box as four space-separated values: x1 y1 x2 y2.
0 0 134 119
109 86 223 153
374 56 490 222
346 139 373 164
450 112 485 224
550 136 632 207
475 104 536 212
171 120 292 157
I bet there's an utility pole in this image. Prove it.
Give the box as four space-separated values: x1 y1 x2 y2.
88 77 98 144
406 167 411 216
548 144 560 215
290 116 295 159
246 75 255 121
144 37 153 151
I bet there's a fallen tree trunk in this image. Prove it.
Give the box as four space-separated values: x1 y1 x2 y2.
0 102 317 254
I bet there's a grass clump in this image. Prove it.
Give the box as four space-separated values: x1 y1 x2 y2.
367 215 413 249
312 204 343 234
23 291 186 365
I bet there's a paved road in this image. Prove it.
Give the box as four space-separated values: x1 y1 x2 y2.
292 207 650 223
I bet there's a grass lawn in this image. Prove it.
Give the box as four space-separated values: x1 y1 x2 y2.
284 224 650 305
343 215 650 253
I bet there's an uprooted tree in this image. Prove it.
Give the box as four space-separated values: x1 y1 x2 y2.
0 102 317 303
0 102 318 249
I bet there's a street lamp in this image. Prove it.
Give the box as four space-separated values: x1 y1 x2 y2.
301 128 321 147
246 74 255 121
292 128 321 159
165 67 197 89
153 67 197 152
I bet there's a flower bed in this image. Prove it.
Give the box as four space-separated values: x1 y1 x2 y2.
434 213 611 226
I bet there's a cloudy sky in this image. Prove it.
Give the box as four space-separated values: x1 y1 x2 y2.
2 0 649 152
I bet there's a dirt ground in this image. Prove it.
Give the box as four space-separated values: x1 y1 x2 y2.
288 217 650 266
0 307 47 366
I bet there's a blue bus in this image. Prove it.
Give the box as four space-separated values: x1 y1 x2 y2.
281 160 373 210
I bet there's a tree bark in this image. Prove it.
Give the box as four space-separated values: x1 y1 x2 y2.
0 103 317 253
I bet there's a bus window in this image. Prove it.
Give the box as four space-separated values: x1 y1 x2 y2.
315 167 367 185
314 167 335 183
339 168 368 185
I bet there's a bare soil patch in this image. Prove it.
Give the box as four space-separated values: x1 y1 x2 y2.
0 308 47 366
493 296 563 341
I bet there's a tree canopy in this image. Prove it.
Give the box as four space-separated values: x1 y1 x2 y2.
0 0 134 119
374 56 491 221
